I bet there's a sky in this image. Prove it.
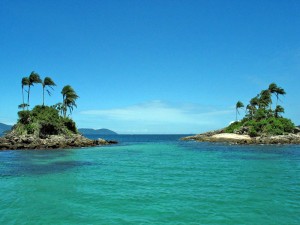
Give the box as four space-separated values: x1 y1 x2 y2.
0 0 299 134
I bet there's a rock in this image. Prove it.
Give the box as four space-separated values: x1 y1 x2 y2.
294 127 300 133
181 132 300 145
96 138 109 145
0 134 118 150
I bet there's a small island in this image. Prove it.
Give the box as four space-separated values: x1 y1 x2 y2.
182 83 300 144
0 72 117 150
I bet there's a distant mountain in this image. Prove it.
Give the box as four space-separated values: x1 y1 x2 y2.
0 123 13 135
78 128 118 135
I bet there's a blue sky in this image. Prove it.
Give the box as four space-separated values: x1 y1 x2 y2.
0 0 299 134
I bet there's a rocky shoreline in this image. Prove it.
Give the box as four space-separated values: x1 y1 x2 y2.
0 134 118 150
181 129 300 145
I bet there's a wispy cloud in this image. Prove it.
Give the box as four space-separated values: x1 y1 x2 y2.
79 101 234 133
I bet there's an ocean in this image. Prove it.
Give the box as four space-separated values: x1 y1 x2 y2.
0 134 299 224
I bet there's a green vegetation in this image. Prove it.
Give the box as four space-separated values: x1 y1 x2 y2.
225 83 295 137
14 72 79 137
14 106 78 136
235 101 244 121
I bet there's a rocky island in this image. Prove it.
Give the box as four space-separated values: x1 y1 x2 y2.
0 72 117 150
182 83 300 145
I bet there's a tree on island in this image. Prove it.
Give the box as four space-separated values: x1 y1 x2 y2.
235 101 244 121
14 72 79 137
61 85 79 117
42 77 56 106
21 77 30 111
226 83 294 137
27 72 42 109
268 83 286 107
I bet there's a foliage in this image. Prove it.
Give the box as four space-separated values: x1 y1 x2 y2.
16 106 78 136
42 77 56 106
61 117 78 134
224 121 243 133
226 83 296 136
61 85 79 117
235 101 244 121
14 73 80 137
18 111 31 124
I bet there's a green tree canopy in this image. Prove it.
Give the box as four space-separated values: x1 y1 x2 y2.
235 101 244 121
61 85 79 117
27 71 42 109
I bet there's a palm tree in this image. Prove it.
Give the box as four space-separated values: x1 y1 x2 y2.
268 83 278 94
28 71 42 108
236 101 244 121
21 77 30 110
61 85 79 117
274 105 284 118
274 87 286 107
259 90 272 109
268 83 278 109
246 104 256 119
42 77 56 106
268 83 286 107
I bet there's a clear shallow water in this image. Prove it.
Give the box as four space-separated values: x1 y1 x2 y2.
0 135 299 224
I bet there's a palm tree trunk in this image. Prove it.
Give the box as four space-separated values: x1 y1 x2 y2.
63 96 66 117
236 110 237 121
22 87 25 111
27 85 31 110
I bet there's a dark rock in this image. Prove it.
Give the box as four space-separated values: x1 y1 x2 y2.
0 133 118 150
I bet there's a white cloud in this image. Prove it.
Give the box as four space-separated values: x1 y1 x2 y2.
80 100 234 126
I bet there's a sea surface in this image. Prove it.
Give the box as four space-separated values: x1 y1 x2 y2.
0 134 299 224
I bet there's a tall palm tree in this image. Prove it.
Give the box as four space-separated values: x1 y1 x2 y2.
21 77 30 110
268 83 278 109
61 85 79 117
246 104 256 119
268 83 286 107
28 71 42 109
236 101 244 121
274 87 286 107
42 77 56 106
268 83 278 94
259 90 272 109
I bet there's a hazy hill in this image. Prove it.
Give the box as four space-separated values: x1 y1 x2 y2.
78 128 117 135
0 123 13 135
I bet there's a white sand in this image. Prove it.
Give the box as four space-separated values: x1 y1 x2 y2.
211 133 251 140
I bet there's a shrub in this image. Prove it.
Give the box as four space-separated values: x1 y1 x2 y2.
18 111 31 124
224 121 243 133
15 105 79 136
249 127 258 137
226 116 296 136
61 117 78 134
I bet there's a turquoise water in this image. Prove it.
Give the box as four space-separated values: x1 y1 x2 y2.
0 135 300 224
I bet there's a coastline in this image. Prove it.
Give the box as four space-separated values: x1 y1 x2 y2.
0 134 117 150
181 129 300 145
